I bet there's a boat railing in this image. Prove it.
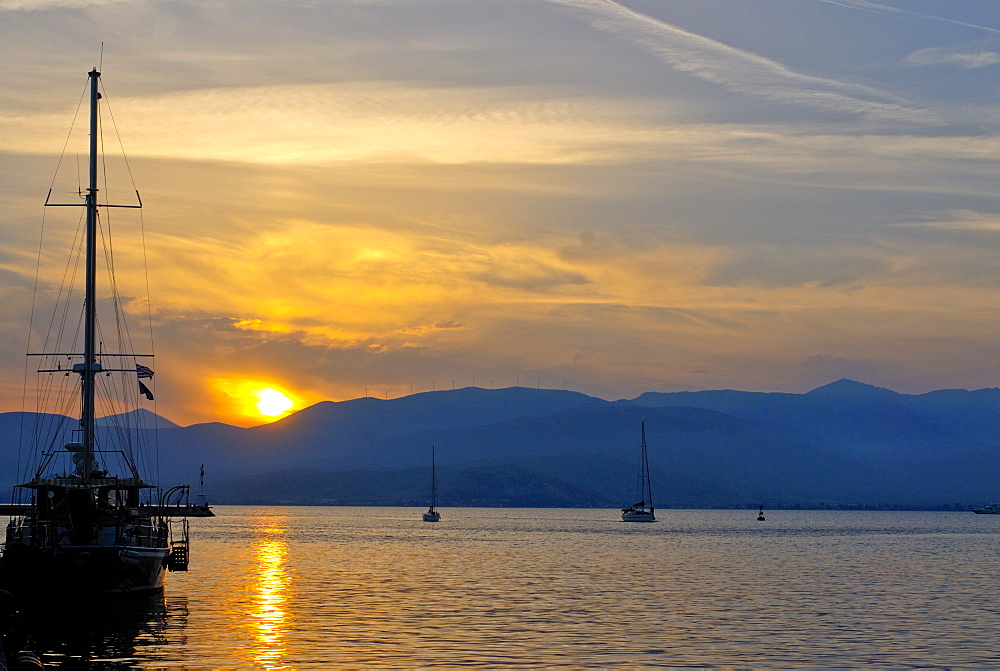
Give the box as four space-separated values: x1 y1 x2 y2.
160 485 190 509
5 518 70 549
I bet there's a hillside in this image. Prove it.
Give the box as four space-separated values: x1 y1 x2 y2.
2 381 998 508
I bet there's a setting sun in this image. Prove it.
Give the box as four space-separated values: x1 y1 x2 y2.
254 388 294 417
208 377 307 425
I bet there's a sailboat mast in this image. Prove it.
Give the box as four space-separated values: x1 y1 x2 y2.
641 421 652 511
81 67 101 483
431 444 437 508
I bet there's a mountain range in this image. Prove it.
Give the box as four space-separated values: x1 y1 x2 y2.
1 379 997 509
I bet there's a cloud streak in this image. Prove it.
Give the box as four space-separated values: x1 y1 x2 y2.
549 0 933 124
0 0 127 9
2 83 680 165
906 47 1000 69
818 0 1000 36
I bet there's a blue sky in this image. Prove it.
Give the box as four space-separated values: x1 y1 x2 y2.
1 0 998 425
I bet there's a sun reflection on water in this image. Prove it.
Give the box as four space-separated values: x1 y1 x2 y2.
252 524 291 669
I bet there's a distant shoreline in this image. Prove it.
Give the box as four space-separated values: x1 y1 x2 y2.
201 502 989 512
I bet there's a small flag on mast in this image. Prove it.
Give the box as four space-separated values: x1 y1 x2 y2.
138 380 154 401
136 364 154 378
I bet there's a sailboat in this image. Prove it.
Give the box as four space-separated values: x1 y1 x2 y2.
0 68 191 595
621 422 656 522
422 445 441 522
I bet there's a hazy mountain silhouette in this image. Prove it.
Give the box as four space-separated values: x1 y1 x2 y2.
96 408 182 431
2 381 998 508
633 379 999 453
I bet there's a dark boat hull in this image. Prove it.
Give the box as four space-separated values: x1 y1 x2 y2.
1 542 168 596
621 508 656 522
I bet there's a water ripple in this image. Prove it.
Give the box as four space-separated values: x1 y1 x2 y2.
18 508 999 668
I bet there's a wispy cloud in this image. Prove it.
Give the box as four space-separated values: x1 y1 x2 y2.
142 218 608 348
818 0 1000 36
897 210 1000 231
9 80 983 180
2 82 681 165
0 0 126 8
906 47 1000 69
549 0 933 124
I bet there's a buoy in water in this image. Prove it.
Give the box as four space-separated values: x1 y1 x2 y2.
756 505 765 521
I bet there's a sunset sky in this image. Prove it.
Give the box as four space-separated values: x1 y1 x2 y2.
1 0 998 426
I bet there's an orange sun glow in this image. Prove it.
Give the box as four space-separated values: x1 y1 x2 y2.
254 388 294 417
209 377 302 424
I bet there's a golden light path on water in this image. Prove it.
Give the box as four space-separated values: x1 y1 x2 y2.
252 522 291 669
106 508 1000 667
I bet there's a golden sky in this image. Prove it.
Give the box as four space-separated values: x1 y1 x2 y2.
1 0 998 426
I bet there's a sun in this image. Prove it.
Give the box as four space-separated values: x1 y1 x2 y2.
208 376 308 425
253 388 295 417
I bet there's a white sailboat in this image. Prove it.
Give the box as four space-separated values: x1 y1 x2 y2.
621 422 656 522
422 445 441 522
0 68 191 595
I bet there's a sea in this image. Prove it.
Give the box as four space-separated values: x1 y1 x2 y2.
9 507 1000 668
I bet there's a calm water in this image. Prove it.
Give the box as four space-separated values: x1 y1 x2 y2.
14 507 1000 668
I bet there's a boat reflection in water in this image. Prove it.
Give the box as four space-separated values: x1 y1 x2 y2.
9 592 183 668
252 521 290 668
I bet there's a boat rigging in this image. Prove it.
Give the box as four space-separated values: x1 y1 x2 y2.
0 68 192 596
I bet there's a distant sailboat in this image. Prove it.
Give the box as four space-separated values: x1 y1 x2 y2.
621 422 655 522
422 445 441 522
757 505 766 521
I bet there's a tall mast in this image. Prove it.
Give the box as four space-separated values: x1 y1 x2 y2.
641 422 652 511
431 445 437 508
37 69 144 482
81 67 101 483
